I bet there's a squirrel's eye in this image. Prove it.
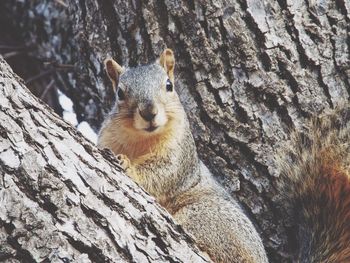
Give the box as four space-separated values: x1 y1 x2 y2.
166 79 173 92
117 88 125 100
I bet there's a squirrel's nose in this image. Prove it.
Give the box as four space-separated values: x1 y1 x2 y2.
139 105 158 122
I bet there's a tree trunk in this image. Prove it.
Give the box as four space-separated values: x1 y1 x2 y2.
1 0 349 262
0 57 209 262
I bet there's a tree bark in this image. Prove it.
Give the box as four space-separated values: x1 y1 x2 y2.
1 0 349 262
0 57 209 262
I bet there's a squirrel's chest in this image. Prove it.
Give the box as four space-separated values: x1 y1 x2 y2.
111 137 170 163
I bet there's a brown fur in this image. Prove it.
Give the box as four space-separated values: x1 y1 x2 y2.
98 108 184 161
278 105 350 262
160 187 212 215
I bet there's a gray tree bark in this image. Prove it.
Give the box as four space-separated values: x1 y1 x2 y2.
1 0 349 262
0 58 209 262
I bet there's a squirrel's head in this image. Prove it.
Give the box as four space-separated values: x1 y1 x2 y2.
104 49 183 136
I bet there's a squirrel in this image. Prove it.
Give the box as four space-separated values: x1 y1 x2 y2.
277 105 350 262
98 49 268 263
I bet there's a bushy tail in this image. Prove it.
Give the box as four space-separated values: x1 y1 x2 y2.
278 106 350 263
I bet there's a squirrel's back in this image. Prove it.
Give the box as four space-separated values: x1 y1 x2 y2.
174 162 268 263
278 106 350 262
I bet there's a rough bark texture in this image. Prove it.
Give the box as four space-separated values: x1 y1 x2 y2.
1 0 349 262
0 58 209 262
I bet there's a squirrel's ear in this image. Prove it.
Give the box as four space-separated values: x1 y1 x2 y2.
104 58 123 89
159 49 175 83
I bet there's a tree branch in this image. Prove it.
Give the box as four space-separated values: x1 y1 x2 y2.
0 57 209 262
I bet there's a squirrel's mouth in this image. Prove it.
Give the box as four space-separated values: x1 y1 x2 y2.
144 125 158 132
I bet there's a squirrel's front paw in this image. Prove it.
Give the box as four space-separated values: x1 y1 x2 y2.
116 154 131 171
